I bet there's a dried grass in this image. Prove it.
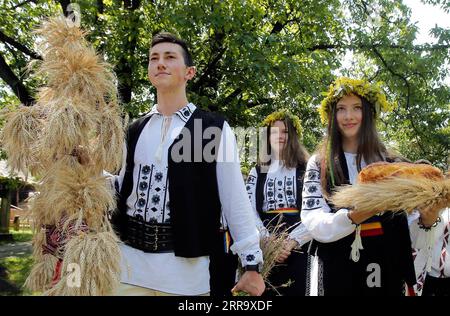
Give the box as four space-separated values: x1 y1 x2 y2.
34 45 117 103
236 216 292 295
92 104 126 173
38 99 97 161
331 177 450 214
45 161 116 231
44 232 121 296
0 105 44 174
24 254 59 293
34 15 87 58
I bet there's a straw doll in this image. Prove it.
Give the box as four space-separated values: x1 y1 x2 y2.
1 15 125 295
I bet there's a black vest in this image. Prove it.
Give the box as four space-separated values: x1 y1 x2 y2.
112 109 225 258
254 164 305 232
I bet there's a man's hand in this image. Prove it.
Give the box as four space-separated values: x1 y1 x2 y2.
276 239 298 263
231 271 265 296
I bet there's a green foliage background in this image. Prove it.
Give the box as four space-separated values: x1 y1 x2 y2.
0 0 448 168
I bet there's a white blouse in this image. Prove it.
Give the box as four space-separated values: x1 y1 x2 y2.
300 153 362 243
246 160 312 247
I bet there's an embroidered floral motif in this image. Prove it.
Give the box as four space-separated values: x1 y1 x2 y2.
151 195 160 204
155 172 163 182
306 199 315 208
138 198 146 207
308 185 318 193
142 165 151 174
139 182 148 191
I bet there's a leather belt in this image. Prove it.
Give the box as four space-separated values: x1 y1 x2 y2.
125 215 173 253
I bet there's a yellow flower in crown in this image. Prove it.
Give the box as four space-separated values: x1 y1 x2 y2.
319 77 395 124
261 109 303 139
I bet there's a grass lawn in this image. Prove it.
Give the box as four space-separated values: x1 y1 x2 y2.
0 229 34 296
0 229 33 245
0 255 34 296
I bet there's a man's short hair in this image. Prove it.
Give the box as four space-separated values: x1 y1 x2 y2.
151 32 193 67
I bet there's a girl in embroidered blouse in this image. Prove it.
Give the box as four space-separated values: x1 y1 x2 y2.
246 110 313 296
300 77 442 296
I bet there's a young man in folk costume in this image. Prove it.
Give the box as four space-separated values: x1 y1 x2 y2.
111 33 264 296
246 110 313 295
300 77 442 295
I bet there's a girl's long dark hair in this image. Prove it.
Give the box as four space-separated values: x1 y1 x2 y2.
318 95 392 196
259 117 309 169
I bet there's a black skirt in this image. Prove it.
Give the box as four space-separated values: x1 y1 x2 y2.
314 212 416 296
264 247 310 296
422 275 450 296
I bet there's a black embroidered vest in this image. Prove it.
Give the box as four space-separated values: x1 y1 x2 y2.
111 108 225 258
254 164 305 232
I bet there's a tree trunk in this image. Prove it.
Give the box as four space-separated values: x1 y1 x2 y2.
0 191 11 235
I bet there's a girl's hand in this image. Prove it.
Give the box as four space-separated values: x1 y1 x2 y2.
418 200 447 227
275 239 298 263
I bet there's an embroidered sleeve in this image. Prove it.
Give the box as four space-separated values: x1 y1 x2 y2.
289 223 313 247
216 122 263 265
246 167 269 238
300 155 356 243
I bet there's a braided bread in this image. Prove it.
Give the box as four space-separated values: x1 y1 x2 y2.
358 162 444 183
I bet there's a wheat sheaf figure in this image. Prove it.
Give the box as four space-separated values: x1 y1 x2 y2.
330 162 450 216
0 15 125 295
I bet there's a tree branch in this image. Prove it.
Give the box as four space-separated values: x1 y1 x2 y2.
307 43 450 52
10 0 37 10
0 29 42 60
372 47 428 155
114 0 141 104
191 28 227 94
0 52 34 106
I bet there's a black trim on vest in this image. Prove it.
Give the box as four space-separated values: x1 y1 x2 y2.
111 114 153 238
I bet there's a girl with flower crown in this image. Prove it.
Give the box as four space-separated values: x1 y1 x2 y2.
300 77 441 296
246 110 313 296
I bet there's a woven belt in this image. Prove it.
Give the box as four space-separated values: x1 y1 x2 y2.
125 215 173 253
264 208 299 214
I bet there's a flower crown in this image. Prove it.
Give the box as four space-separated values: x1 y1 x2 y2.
261 109 303 139
319 77 395 124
